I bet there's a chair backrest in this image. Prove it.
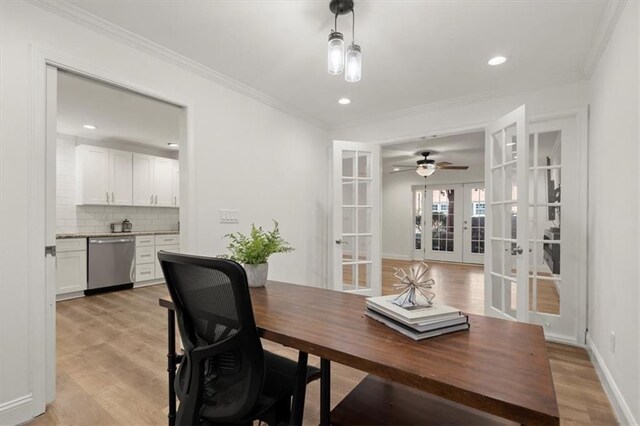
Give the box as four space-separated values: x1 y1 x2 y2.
158 251 264 421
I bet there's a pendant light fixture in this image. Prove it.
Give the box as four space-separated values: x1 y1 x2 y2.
327 0 361 82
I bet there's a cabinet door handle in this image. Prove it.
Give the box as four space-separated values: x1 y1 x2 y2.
106 192 109 203
111 192 115 203
174 196 177 206
155 195 158 204
150 195 154 205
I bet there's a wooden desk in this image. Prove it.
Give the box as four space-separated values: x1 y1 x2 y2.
159 281 559 425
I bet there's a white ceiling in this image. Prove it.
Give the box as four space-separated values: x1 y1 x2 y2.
57 71 182 150
66 0 608 127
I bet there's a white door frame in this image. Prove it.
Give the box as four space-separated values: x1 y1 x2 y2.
378 108 588 344
26 45 194 421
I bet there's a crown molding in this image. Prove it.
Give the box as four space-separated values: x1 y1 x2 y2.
583 0 628 77
27 0 328 130
331 73 587 132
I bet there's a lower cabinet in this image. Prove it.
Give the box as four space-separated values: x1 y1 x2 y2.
134 233 179 284
56 238 87 295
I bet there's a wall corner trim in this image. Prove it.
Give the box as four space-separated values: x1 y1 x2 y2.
0 393 35 424
583 0 629 77
26 0 328 130
587 334 638 426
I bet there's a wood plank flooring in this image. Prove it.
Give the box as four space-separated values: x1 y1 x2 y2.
30 261 616 425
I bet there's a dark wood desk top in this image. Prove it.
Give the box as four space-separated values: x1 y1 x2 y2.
159 281 559 425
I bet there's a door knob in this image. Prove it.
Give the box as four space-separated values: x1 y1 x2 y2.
509 246 524 255
335 239 349 245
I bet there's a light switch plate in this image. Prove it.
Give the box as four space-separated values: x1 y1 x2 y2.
219 209 239 224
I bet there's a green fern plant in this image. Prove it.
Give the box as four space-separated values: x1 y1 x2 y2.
223 221 294 264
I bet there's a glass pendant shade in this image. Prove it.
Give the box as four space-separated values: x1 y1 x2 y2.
416 164 436 177
345 44 362 82
327 32 345 75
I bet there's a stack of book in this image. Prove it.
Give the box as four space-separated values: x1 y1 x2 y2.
365 295 469 341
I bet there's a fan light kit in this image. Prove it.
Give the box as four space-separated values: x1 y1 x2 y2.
328 0 361 82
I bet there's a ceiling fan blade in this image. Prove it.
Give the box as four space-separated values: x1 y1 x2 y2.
439 165 469 170
390 169 416 174
435 161 452 167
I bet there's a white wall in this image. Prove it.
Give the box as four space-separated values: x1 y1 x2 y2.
382 163 484 259
56 135 180 234
587 2 639 424
0 1 330 423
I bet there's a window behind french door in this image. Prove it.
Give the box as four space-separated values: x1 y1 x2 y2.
412 183 485 264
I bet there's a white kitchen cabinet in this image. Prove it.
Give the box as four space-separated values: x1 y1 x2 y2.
155 234 180 279
56 238 87 295
153 157 173 207
109 149 133 205
76 145 133 206
76 145 109 205
172 159 180 207
133 153 155 206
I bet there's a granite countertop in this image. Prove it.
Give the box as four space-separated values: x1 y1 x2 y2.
56 230 179 239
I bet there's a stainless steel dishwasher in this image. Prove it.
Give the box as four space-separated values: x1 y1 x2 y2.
87 236 135 292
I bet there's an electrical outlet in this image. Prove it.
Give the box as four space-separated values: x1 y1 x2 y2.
610 331 615 353
219 209 239 224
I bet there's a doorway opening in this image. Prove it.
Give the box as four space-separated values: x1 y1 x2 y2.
45 66 186 403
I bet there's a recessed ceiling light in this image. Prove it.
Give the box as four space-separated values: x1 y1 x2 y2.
393 167 400 171
338 98 351 105
488 56 507 66
167 142 179 148
83 124 97 130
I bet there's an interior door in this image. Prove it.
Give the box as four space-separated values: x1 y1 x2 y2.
484 105 529 322
333 140 381 296
462 183 485 264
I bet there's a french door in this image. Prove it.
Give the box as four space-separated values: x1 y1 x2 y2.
485 105 529 322
412 183 485 265
462 184 486 264
413 185 463 262
485 106 585 343
332 141 381 296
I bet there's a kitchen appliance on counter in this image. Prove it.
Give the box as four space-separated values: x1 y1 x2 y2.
110 219 133 233
87 236 135 294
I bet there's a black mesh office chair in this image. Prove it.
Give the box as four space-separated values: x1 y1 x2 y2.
158 252 320 426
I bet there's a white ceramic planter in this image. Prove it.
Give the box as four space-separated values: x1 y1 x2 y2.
244 263 268 288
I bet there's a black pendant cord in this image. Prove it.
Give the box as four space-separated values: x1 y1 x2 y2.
334 9 339 33
351 9 355 45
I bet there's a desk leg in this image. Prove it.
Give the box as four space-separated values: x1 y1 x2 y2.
320 358 331 426
291 351 309 425
167 309 177 426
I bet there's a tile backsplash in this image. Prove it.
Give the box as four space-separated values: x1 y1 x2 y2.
56 135 179 235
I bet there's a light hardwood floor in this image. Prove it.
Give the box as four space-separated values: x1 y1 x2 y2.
31 261 616 425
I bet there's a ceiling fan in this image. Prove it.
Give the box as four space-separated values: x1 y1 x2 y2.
390 151 469 176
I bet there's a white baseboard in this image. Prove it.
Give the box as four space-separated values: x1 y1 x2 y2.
587 334 638 426
0 393 34 425
133 280 164 288
381 253 411 260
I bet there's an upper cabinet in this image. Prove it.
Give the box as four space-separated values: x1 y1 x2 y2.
153 157 173 207
133 153 154 206
77 145 178 208
76 145 132 205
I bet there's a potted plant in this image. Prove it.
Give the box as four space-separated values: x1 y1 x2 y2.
222 221 294 288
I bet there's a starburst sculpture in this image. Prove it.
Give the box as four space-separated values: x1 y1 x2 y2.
392 262 436 308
